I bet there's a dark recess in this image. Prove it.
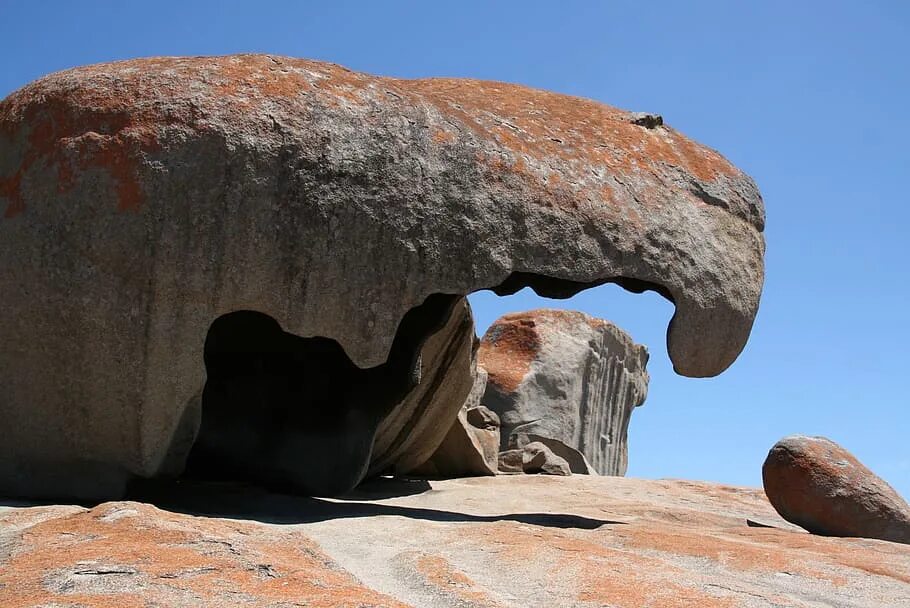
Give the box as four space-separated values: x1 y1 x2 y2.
183 293 460 496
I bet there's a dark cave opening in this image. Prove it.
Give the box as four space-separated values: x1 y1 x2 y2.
183 293 460 497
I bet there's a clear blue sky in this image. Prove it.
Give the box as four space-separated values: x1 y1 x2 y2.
2 1 908 497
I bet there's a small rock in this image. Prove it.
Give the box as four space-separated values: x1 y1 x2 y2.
498 449 525 474
510 433 597 475
466 405 499 430
762 435 910 544
522 442 572 476
629 112 664 128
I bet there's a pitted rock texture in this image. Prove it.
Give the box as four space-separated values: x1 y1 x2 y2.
480 309 649 475
0 55 764 499
763 435 910 544
0 501 408 608
3 476 908 607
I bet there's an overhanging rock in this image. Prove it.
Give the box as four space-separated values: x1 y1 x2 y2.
0 55 765 499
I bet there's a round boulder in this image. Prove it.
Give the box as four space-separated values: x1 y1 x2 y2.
762 435 910 544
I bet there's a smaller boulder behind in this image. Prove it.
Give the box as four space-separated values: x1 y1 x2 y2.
479 309 649 476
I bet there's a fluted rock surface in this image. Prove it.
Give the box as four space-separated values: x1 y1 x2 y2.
479 309 648 475
369 300 478 477
0 55 763 499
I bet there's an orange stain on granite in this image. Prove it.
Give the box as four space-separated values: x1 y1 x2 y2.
466 521 738 607
0 502 408 608
401 76 740 184
0 80 167 216
410 552 507 607
478 313 541 393
0 54 741 220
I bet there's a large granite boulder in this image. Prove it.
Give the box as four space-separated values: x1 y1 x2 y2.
3 477 908 607
0 55 765 499
763 435 910 544
479 309 648 475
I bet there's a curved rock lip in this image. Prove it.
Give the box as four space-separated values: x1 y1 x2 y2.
0 53 764 384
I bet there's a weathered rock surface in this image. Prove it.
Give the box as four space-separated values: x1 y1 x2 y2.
763 435 910 544
480 309 649 475
0 55 765 499
182 296 475 496
3 476 907 607
410 368 500 478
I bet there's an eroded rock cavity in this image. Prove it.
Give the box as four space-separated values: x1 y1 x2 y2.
185 294 465 496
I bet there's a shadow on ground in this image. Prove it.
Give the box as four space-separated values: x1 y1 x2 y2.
118 476 623 530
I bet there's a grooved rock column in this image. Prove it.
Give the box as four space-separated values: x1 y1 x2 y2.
479 309 648 475
0 55 764 499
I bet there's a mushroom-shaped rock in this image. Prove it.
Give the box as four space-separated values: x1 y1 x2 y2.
0 55 765 499
763 435 910 544
479 309 649 475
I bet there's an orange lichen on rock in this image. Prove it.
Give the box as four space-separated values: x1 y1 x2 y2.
0 502 408 608
477 313 541 393
0 78 167 215
1 54 754 223
400 76 741 184
762 435 910 545
409 552 509 607
3 476 908 607
462 520 739 607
